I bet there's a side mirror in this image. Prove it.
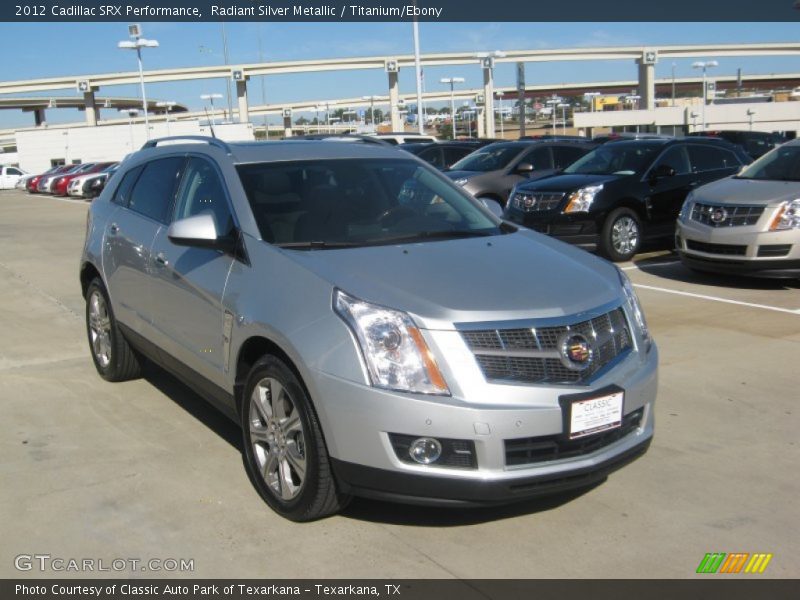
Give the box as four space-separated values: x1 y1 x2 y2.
651 164 676 180
516 162 534 174
168 213 236 252
479 197 505 218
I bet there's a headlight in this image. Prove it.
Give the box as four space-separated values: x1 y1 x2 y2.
564 184 603 213
769 199 800 230
334 290 450 395
453 178 469 186
618 270 651 351
678 192 694 222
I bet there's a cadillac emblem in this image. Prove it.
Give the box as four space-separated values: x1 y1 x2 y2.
559 333 594 371
709 206 728 225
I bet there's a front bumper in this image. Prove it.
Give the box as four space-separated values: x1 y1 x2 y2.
311 341 658 506
676 219 800 278
505 209 600 249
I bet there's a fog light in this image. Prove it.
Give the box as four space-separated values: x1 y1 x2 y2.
408 437 442 464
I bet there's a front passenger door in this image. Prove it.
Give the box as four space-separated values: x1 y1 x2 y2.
149 156 237 388
645 145 694 235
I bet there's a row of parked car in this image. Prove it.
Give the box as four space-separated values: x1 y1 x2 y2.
18 161 119 198
394 131 797 276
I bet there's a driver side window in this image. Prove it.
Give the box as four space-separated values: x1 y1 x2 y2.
173 157 234 235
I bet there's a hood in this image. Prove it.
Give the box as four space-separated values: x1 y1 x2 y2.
693 176 800 207
515 173 622 192
280 231 622 329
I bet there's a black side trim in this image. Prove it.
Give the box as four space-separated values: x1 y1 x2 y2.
118 323 238 423
331 437 651 507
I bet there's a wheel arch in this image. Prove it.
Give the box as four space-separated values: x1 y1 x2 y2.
80 261 102 299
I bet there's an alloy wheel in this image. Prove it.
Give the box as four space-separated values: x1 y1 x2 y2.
611 216 640 256
88 291 112 368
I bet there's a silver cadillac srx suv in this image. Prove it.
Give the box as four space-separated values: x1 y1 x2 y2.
80 136 658 521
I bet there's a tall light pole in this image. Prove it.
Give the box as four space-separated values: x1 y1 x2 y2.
496 91 505 138
558 103 570 134
201 93 223 127
584 92 600 113
120 108 139 150
671 62 677 107
692 60 718 131
362 96 379 129
156 101 176 136
440 77 465 140
546 96 561 135
118 25 158 140
412 15 425 135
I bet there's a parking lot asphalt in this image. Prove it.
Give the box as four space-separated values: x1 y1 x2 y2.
1 190 797 579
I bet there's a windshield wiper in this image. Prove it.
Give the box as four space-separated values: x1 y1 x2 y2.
369 230 497 244
277 241 363 249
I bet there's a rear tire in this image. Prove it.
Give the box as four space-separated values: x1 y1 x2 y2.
241 355 350 521
600 207 642 262
85 277 141 382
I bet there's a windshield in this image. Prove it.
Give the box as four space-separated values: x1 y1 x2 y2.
449 143 524 172
563 142 663 176
237 158 503 248
737 145 800 181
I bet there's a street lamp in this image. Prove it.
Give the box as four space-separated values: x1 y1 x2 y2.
200 93 223 127
557 103 570 134
583 92 601 113
746 108 756 131
496 91 505 138
362 96 380 128
118 27 158 140
692 60 718 131
671 62 677 107
546 96 561 135
475 51 506 137
156 101 176 136
440 77 465 140
119 108 139 150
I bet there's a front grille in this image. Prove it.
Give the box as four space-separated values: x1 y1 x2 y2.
461 307 632 385
510 191 564 213
758 244 792 257
691 202 764 227
686 240 747 256
505 408 644 466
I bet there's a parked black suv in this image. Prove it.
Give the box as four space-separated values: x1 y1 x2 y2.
401 140 492 170
504 138 751 261
688 130 786 160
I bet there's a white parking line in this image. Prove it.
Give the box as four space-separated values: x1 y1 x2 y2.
633 283 800 315
621 261 680 271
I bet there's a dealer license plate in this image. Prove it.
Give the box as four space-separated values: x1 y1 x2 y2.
568 391 624 440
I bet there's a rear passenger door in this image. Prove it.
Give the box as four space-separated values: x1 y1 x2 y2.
102 157 184 338
148 156 237 388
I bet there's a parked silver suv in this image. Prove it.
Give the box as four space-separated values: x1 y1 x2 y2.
81 136 658 521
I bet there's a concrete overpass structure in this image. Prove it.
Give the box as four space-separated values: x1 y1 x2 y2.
0 97 188 128
2 43 800 137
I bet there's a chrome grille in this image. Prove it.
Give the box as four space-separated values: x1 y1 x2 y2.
690 202 764 227
461 307 632 385
510 191 564 213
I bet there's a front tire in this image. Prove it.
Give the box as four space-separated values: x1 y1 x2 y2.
241 356 350 521
600 207 642 262
85 277 141 382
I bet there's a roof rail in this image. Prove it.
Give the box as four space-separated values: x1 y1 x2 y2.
287 133 393 147
140 136 231 153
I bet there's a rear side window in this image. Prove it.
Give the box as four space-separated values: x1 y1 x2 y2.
520 146 552 170
688 145 740 172
128 157 184 223
112 165 144 207
419 147 445 168
444 146 472 166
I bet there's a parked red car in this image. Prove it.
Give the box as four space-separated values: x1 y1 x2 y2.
52 162 113 196
26 165 68 193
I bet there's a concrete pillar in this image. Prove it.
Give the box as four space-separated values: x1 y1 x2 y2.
637 56 656 111
476 108 486 138
283 114 293 138
483 67 495 138
388 71 402 132
236 79 250 124
83 90 98 126
34 108 46 127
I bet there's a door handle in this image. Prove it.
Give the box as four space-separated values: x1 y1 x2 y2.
108 223 119 235
154 253 169 267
